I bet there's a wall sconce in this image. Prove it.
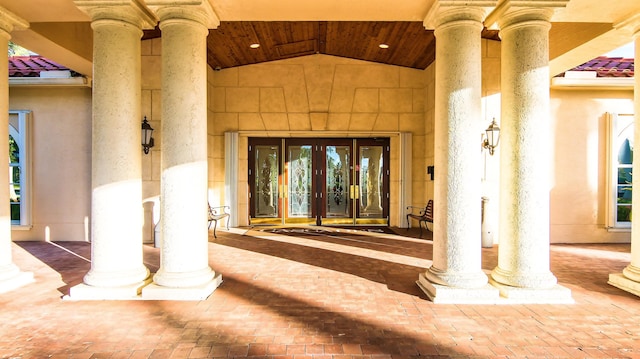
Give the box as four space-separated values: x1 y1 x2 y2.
482 118 500 156
141 116 154 154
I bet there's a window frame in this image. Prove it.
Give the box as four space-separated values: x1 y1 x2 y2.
9 110 32 229
606 112 634 230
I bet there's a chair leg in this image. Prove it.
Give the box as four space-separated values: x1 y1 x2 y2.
406 215 410 231
213 220 218 238
418 220 423 238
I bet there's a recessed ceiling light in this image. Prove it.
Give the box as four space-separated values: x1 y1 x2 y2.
379 43 389 49
250 43 260 49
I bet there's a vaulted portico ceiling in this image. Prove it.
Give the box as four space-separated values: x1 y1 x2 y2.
142 21 499 70
0 0 638 77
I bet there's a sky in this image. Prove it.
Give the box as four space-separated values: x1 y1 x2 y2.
606 42 635 58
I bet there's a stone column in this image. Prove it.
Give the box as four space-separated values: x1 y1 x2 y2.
609 14 640 297
487 1 572 303
142 0 222 300
69 0 156 299
0 6 33 294
417 1 499 304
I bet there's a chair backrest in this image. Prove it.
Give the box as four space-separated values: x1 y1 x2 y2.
425 200 433 221
208 203 215 220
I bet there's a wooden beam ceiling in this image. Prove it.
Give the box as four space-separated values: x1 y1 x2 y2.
144 21 500 70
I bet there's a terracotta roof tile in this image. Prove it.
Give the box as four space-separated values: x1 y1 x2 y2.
567 56 634 78
8 55 71 77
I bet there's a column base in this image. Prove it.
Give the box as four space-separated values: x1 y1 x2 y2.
417 273 500 304
622 264 640 282
491 266 559 289
608 273 640 298
83 266 150 288
65 278 153 300
417 272 574 304
142 273 222 300
488 277 574 304
0 270 34 294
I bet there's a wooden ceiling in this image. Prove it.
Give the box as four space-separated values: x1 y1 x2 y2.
144 21 500 70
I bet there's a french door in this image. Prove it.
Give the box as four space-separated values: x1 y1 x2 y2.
249 138 389 226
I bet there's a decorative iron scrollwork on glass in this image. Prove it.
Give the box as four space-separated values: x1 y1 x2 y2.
293 153 307 206
332 162 343 205
260 156 272 205
289 146 312 217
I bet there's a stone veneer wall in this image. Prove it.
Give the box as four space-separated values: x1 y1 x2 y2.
206 54 432 227
141 37 434 235
139 37 505 232
141 36 634 243
5 39 630 243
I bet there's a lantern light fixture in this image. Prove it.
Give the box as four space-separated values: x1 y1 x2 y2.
482 118 500 156
141 116 154 154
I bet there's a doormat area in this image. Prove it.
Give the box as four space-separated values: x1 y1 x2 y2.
254 226 397 236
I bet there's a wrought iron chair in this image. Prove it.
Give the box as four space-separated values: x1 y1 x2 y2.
406 199 433 238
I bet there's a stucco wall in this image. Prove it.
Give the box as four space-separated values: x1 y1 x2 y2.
481 39 502 244
550 89 634 243
141 38 162 244
9 86 92 241
479 38 634 244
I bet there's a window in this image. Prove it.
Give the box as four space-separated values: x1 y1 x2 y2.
607 113 634 229
9 110 31 228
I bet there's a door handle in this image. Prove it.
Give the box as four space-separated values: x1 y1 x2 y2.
349 185 360 200
280 185 288 198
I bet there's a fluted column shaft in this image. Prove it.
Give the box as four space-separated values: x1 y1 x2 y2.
147 2 221 292
0 6 32 293
422 5 488 289
491 8 558 289
71 1 156 296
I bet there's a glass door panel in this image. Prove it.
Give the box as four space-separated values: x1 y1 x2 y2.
324 144 351 223
249 139 283 225
356 140 389 225
285 142 315 224
359 145 383 217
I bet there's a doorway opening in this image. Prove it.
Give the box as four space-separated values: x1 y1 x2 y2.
248 137 390 226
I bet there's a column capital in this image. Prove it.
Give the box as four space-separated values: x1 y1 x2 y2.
485 0 569 30
0 5 28 38
74 0 157 30
614 13 640 38
146 0 219 29
424 0 497 30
